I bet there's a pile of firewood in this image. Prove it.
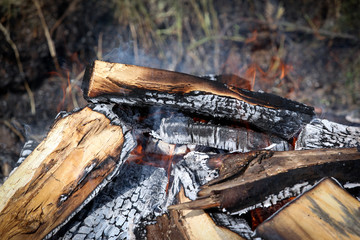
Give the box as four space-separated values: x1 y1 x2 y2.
0 60 359 240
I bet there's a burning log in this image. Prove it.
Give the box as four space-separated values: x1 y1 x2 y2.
0 106 135 240
169 148 360 212
256 178 360 240
82 60 315 139
1 60 359 239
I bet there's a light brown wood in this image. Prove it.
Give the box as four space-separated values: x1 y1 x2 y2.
169 189 245 240
83 60 314 113
84 60 246 103
0 107 125 240
256 178 360 240
146 188 245 240
177 188 245 240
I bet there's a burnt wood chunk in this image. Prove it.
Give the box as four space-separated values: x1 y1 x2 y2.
157 117 290 152
82 60 315 139
168 148 360 212
295 119 360 150
256 178 360 240
0 107 131 240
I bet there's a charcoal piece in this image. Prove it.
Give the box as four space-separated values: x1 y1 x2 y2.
171 151 219 200
7 139 39 176
55 162 169 240
295 119 360 150
157 117 290 152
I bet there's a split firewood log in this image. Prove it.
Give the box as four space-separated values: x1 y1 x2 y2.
82 60 315 139
0 106 135 240
169 148 360 212
256 178 360 240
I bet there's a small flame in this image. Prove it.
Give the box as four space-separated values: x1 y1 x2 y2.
245 30 258 44
127 139 179 193
244 64 256 90
49 70 80 112
242 57 294 91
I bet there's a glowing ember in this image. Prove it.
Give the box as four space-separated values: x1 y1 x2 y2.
243 56 294 91
250 197 296 230
126 137 189 193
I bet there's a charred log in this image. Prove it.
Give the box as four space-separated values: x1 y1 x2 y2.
54 162 170 240
155 117 290 152
169 148 360 212
82 60 315 139
54 150 220 240
295 119 360 150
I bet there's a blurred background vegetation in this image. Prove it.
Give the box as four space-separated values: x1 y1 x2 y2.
0 0 359 180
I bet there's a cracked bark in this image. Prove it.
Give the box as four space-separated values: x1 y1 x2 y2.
169 148 360 212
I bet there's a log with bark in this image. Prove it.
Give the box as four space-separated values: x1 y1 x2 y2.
169 148 360 212
82 60 315 139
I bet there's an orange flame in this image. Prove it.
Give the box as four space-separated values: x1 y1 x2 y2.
244 64 256 90
127 140 178 193
245 30 258 44
250 196 296 230
242 57 294 90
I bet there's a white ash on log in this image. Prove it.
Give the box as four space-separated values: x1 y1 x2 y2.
154 116 290 152
82 60 315 139
55 162 170 240
295 119 360 150
54 144 221 239
169 148 360 212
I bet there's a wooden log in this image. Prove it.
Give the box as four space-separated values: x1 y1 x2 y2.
295 119 360 150
0 106 133 240
145 188 246 240
168 148 360 212
82 60 315 139
256 178 360 240
157 116 290 152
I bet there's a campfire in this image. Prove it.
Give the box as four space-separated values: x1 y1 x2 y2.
0 60 359 240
